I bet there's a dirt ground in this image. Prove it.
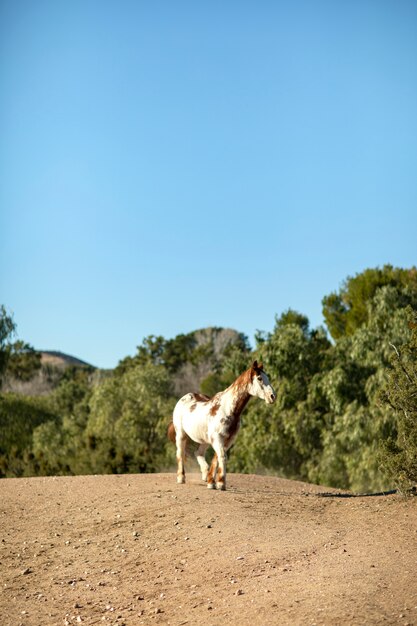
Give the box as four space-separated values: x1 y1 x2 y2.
1 472 416 626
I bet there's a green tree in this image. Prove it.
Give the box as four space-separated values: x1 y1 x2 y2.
0 393 58 477
322 265 417 340
379 309 417 492
6 341 42 381
30 366 96 475
312 286 412 490
85 363 174 473
0 306 16 385
0 307 42 385
116 333 197 375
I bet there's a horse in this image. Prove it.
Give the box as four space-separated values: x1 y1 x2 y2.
167 360 276 490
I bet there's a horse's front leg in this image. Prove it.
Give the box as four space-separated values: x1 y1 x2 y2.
211 437 227 490
206 453 218 489
175 430 187 484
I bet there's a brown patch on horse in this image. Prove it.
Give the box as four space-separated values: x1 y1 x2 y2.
209 398 221 416
188 393 210 413
193 392 211 402
224 395 251 449
207 454 218 484
234 394 251 419
167 422 176 444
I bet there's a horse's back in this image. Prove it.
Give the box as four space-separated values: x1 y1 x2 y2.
173 392 210 415
173 392 197 416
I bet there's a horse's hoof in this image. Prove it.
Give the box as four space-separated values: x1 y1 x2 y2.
207 482 215 489
177 476 185 484
216 482 226 491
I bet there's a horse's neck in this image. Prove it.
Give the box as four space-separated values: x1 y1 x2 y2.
221 380 252 417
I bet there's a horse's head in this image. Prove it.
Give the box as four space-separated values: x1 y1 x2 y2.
250 360 276 404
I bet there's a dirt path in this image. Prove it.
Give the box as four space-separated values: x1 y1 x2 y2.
1 473 416 625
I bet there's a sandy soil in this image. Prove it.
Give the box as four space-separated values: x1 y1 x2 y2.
1 472 416 626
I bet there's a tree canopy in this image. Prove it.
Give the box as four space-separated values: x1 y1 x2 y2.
322 265 417 340
0 306 16 384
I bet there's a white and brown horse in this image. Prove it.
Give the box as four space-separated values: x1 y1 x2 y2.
167 361 275 490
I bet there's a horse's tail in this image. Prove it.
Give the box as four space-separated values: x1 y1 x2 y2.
167 421 195 456
167 421 176 444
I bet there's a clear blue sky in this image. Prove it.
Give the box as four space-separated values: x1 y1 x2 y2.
1 0 416 369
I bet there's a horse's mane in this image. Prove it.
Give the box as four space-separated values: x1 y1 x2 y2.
230 362 264 392
231 367 253 390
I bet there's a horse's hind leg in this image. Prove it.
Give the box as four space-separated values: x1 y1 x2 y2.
195 444 209 482
206 453 218 489
175 430 187 484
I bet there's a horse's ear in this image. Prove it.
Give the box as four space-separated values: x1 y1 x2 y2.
251 360 264 373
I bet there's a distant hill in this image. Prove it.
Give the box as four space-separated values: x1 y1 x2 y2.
3 351 96 397
40 351 95 369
